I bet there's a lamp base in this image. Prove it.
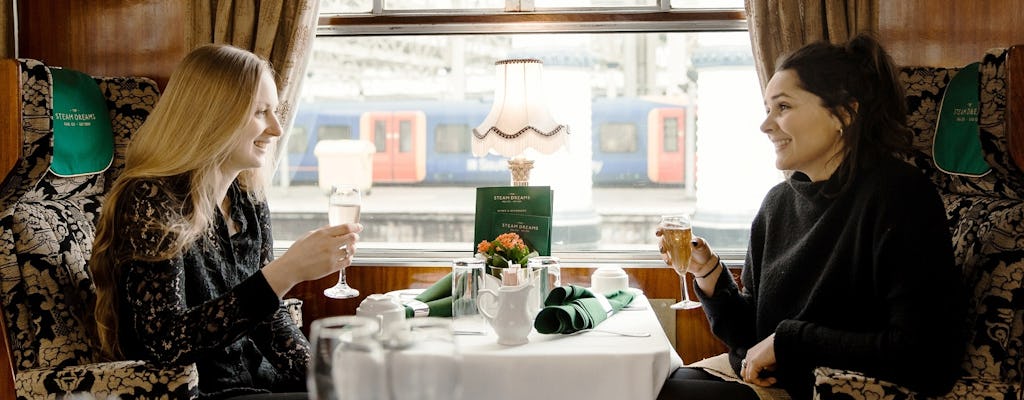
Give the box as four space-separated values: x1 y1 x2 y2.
508 157 534 186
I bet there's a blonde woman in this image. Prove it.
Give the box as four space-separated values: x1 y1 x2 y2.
91 44 360 399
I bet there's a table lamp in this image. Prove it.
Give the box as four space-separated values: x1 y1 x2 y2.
473 59 568 186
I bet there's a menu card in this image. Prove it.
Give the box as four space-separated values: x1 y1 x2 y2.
474 186 553 256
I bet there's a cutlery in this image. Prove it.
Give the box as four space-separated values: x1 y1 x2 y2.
565 329 650 337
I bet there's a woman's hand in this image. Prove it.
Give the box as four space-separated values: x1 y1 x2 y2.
263 223 363 297
741 333 778 387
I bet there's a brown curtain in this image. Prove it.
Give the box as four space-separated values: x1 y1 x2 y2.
745 0 878 91
1 0 14 59
186 0 320 182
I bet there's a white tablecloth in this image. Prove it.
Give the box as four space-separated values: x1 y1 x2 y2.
456 294 684 400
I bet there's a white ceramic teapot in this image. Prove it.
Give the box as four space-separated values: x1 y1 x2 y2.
478 283 536 345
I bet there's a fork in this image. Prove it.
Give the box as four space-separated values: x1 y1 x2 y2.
565 329 651 337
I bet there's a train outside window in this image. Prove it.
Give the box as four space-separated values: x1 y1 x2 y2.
318 125 352 141
598 123 638 154
268 0 778 259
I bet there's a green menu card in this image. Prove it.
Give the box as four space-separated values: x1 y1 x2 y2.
474 186 553 256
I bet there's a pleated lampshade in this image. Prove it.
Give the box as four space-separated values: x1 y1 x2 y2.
472 59 568 158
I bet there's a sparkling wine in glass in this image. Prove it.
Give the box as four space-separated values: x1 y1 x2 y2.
324 185 361 299
660 214 701 310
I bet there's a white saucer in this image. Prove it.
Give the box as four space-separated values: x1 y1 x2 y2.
385 288 425 302
587 287 644 295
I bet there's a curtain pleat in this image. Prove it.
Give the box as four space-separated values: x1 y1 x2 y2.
187 0 320 183
745 0 878 92
1 0 14 59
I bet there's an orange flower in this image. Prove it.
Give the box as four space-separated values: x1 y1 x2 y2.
476 232 538 268
477 240 492 254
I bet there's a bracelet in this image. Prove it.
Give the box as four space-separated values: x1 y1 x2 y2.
696 258 722 279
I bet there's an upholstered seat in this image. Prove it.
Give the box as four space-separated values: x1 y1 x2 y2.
813 48 1024 400
0 58 199 399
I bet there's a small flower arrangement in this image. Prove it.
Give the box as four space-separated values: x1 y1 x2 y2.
476 232 538 269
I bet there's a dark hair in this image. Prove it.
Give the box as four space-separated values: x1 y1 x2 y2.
777 32 912 195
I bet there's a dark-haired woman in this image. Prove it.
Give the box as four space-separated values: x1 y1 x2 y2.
656 33 965 400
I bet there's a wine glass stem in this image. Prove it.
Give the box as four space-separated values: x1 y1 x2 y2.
680 273 694 302
338 268 349 286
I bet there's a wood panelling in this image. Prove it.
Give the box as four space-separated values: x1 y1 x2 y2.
0 57 18 400
1 59 18 192
286 264 729 364
17 0 186 89
1009 45 1024 173
879 0 1024 67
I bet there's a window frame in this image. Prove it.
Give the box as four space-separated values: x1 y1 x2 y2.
284 4 750 266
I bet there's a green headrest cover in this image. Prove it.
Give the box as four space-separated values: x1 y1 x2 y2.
933 62 991 177
49 67 114 177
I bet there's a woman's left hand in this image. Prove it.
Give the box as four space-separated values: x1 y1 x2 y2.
741 333 778 387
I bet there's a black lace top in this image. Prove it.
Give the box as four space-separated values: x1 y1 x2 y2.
114 177 309 399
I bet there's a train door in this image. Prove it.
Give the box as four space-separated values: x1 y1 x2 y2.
361 111 427 183
647 108 686 184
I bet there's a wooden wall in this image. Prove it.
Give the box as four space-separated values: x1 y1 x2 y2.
878 0 1024 67
17 0 187 89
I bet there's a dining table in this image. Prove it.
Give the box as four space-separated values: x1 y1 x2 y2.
455 293 684 400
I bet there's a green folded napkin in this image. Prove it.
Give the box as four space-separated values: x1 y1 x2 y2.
534 285 635 334
404 273 453 318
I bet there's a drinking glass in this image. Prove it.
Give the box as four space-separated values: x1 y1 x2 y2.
527 256 561 305
451 258 487 334
386 317 461 400
307 316 386 400
659 214 701 310
324 185 361 299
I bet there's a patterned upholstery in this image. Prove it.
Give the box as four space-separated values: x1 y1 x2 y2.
0 59 199 399
813 49 1024 399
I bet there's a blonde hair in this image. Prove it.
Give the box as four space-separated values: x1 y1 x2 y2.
91 44 277 359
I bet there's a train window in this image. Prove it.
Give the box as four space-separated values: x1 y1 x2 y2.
272 3 777 262
663 118 679 152
599 123 638 153
399 120 412 153
373 121 387 153
435 124 472 154
318 124 353 141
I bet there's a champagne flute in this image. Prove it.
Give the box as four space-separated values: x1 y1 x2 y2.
324 185 361 299
659 214 701 310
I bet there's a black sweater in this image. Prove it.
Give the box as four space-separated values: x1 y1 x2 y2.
697 155 966 399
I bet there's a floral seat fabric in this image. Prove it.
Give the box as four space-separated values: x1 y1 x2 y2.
813 49 1024 400
0 59 198 399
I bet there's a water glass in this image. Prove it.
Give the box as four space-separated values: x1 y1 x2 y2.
527 256 561 304
308 316 386 400
451 258 486 334
386 318 461 400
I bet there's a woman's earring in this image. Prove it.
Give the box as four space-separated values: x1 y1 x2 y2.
839 128 844 137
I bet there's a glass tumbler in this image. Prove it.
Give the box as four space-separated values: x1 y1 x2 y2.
451 257 486 334
386 317 461 400
307 316 386 400
527 256 561 305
